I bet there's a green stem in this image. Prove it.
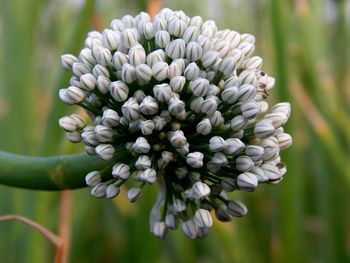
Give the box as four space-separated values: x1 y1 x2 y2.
0 151 112 191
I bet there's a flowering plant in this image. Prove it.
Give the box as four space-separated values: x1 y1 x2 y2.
59 8 292 239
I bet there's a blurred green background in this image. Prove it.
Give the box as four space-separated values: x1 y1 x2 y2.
0 0 349 262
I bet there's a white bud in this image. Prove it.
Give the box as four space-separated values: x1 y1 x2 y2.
271 102 291 120
264 112 287 129
92 64 110 78
128 45 146 66
227 200 248 217
96 76 110 94
183 62 199 80
110 19 125 31
241 33 255 44
243 56 263 70
170 76 186 93
59 116 77 132
153 116 167 131
196 118 212 135
165 39 186 59
201 51 220 68
65 86 85 103
238 84 257 102
182 219 198 239
194 209 213 228
201 97 218 115
239 70 258 86
190 97 204 113
237 172 258 192
72 62 90 77
170 130 187 147
224 138 245 155
85 171 101 187
139 120 155 135
135 155 152 169
152 221 167 239
185 42 203 62
121 63 137 84
245 145 264 162
262 163 282 181
221 86 239 104
91 183 107 198
236 156 255 172
190 78 209 97
66 131 82 143
106 184 120 199
260 137 279 161
168 98 185 115
82 130 98 146
152 61 169 81
250 166 269 182
112 51 128 70
139 168 157 184
133 137 150 153
219 57 236 76
165 213 179 230
94 125 113 142
213 40 231 58
127 187 142 202
139 95 159 115
110 81 129 102
146 50 166 67
69 76 82 88
168 17 187 37
134 64 152 83
102 109 119 127
102 29 120 50
95 144 115 160
153 83 172 102
121 28 138 48
276 133 292 150
211 152 228 166
61 54 78 70
254 119 275 139
80 73 96 91
230 115 247 131
155 30 170 48
238 42 255 57
183 26 200 43
96 48 112 66
198 36 212 52
241 100 260 119
209 136 227 152
121 98 139 121
192 181 211 200
186 152 204 168
143 22 154 40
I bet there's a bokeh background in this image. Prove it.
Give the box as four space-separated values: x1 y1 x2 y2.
0 0 349 262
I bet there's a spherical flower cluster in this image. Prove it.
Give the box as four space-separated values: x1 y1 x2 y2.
59 8 292 239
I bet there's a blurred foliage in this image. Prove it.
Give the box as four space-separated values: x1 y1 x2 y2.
0 0 349 262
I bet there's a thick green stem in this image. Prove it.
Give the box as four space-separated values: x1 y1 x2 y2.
0 151 112 191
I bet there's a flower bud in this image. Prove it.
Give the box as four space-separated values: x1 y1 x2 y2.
185 42 203 62
211 152 228 166
95 144 115 160
142 21 155 39
182 219 198 239
146 49 166 67
165 213 179 230
121 28 138 48
72 62 90 77
135 155 152 170
190 97 204 113
110 81 129 102
271 102 291 119
254 119 275 139
183 26 200 43
139 120 155 135
239 70 258 86
135 64 152 82
221 177 236 192
194 209 213 228
80 73 96 91
61 54 78 70
66 131 82 143
215 205 232 222
190 78 209 97
243 56 263 70
221 86 239 104
127 187 142 202
102 109 119 127
172 199 187 213
168 17 187 37
192 181 211 200
262 163 282 181
152 221 167 239
276 133 292 150
230 115 247 131
186 152 204 168
133 137 150 153
155 30 170 48
102 29 120 50
196 118 212 135
59 116 77 132
121 63 137 84
96 76 110 94
260 137 279 161
106 184 120 199
91 183 107 198
238 42 255 57
238 84 257 102
112 51 128 70
153 83 172 102
139 168 157 184
214 40 231 58
95 124 113 142
250 166 269 182
209 136 227 152
110 19 125 31
189 15 203 29
165 39 186 59
79 48 97 68
236 156 254 172
245 145 264 162
237 172 258 191
264 112 287 129
170 76 186 93
92 64 110 78
201 97 218 115
183 62 200 80
201 51 220 68
96 48 112 66
241 100 260 119
152 61 169 81
139 96 159 115
66 86 85 103
85 171 101 187
168 98 185 115
227 200 248 217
